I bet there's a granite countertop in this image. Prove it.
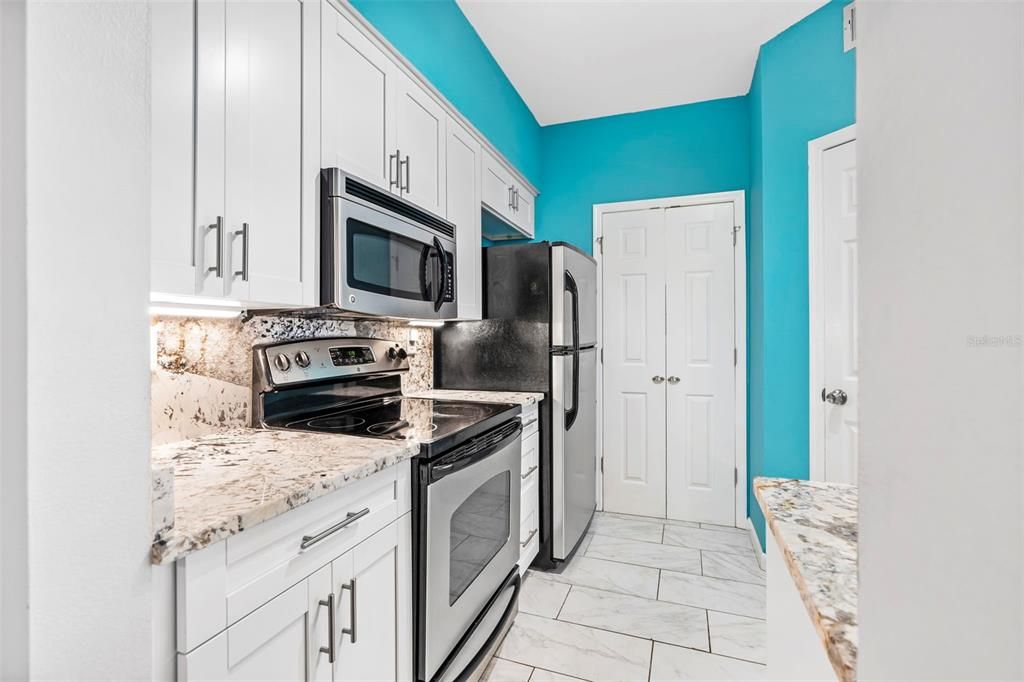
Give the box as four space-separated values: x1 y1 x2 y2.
754 477 858 682
404 389 544 405
151 429 419 565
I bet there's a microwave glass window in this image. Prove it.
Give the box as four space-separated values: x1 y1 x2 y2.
347 219 441 301
449 471 510 605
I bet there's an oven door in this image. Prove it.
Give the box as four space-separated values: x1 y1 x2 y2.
423 421 522 682
332 196 456 319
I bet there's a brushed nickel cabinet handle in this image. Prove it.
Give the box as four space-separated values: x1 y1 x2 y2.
207 216 224 277
401 155 410 193
300 507 370 550
521 465 538 480
233 222 249 281
389 150 400 190
520 528 538 547
318 593 335 663
341 578 357 643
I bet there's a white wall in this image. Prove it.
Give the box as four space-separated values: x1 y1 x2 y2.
21 1 153 677
857 2 1023 679
0 0 28 678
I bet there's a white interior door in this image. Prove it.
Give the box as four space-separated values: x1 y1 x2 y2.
822 140 859 484
601 208 667 518
664 203 736 525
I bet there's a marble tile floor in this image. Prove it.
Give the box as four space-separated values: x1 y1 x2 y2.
486 512 767 682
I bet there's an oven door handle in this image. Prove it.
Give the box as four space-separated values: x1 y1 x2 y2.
432 236 448 313
429 421 523 483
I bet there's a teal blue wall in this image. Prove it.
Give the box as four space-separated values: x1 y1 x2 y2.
747 0 856 546
349 0 542 186
538 97 751 255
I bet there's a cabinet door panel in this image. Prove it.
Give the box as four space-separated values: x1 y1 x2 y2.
481 149 512 221
151 0 196 295
333 522 401 682
195 0 227 297
225 0 304 305
446 117 482 319
180 570 328 682
514 187 534 237
322 5 391 189
392 72 446 216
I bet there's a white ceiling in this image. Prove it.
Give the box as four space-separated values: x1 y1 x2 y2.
457 0 829 126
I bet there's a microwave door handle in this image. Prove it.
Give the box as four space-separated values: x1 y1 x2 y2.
432 236 447 312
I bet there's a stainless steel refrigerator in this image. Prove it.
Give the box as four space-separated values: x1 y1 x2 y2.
434 241 597 568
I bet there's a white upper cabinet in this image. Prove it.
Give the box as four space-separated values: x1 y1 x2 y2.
446 116 483 320
152 0 315 307
391 70 447 217
481 148 535 239
224 0 305 305
150 0 197 296
322 3 392 190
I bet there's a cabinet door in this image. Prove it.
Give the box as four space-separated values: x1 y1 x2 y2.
513 187 535 238
481 149 513 222
446 117 482 320
195 0 227 298
391 71 446 216
179 565 332 682
224 0 304 306
322 5 392 190
332 518 411 682
151 0 196 296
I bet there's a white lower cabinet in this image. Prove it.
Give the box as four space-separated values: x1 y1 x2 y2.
175 466 411 682
179 565 332 681
518 403 541 571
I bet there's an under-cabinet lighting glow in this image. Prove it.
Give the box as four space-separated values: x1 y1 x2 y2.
407 320 445 328
149 305 241 319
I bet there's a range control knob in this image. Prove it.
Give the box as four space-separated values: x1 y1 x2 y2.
387 347 398 361
294 351 311 368
396 348 408 360
273 353 291 372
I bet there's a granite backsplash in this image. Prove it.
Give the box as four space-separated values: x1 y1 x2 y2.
150 314 433 446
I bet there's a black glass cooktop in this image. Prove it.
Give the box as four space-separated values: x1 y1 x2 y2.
266 396 520 456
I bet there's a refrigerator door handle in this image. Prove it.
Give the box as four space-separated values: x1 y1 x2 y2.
564 270 580 351
565 351 580 430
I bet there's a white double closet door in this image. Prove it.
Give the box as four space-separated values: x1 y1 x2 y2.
602 201 738 525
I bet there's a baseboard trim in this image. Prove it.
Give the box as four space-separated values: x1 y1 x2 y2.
746 516 766 570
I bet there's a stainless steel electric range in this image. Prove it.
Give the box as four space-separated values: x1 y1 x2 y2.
252 337 523 682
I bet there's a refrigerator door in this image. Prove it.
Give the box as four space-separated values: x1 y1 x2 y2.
551 244 597 349
550 346 598 560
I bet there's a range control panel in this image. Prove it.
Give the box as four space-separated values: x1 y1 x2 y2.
260 337 410 387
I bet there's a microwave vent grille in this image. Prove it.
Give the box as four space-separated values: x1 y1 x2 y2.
344 176 455 239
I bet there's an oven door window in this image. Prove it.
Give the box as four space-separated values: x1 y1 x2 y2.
449 472 510 605
347 218 441 301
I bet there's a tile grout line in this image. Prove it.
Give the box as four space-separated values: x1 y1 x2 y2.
554 583 573 620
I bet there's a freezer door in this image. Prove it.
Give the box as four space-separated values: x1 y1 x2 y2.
551 245 597 348
551 347 597 560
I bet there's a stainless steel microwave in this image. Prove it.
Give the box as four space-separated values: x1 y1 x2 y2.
320 168 457 319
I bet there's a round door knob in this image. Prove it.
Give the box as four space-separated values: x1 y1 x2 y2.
667 376 680 384
274 353 291 372
822 388 848 405
652 375 665 384
294 351 311 368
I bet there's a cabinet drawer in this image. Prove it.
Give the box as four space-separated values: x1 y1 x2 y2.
518 499 539 573
176 464 410 653
521 403 539 438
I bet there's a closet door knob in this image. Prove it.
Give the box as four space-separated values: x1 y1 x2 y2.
652 375 665 384
667 376 680 384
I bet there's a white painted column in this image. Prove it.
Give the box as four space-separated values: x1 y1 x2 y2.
19 1 153 677
857 1 1024 678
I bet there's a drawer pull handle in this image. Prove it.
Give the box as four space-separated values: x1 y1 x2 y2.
522 418 538 428
520 529 538 547
318 593 336 663
341 578 358 643
520 465 538 480
300 507 370 550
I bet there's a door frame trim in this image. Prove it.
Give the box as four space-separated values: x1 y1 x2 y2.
592 190 747 526
808 124 856 482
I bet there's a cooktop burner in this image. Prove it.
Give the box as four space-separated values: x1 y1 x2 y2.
270 396 517 449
